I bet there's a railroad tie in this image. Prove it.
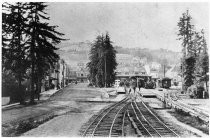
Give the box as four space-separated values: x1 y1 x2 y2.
127 111 142 137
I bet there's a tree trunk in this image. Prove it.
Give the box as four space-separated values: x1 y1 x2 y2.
30 58 35 104
30 4 37 104
37 77 42 100
18 74 25 104
17 4 25 104
30 28 35 104
205 80 208 92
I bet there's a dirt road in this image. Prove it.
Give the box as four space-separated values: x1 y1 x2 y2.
2 83 110 137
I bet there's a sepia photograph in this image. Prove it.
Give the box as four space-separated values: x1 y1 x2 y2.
1 1 209 137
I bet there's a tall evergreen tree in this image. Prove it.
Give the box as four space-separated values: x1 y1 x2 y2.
194 30 205 77
87 35 103 87
184 56 196 88
177 10 195 90
26 2 64 104
104 33 117 87
2 2 29 104
199 31 209 92
177 10 195 58
192 31 203 57
96 34 105 87
87 33 117 87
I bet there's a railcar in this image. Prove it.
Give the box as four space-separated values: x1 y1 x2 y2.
158 77 171 89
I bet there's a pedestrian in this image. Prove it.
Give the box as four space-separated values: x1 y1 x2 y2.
57 83 60 90
124 80 130 95
138 78 143 91
129 78 140 101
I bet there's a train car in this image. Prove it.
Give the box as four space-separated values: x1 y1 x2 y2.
116 75 155 89
145 81 156 89
158 77 171 89
136 77 156 89
116 81 126 94
114 80 120 88
116 86 126 94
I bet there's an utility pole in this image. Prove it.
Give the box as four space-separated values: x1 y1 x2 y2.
105 54 107 87
181 60 184 91
163 64 165 78
62 59 65 88
56 62 59 89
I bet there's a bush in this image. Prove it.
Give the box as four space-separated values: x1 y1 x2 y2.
17 120 37 135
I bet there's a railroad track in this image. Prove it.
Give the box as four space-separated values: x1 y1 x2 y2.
82 95 179 137
128 100 179 137
82 98 129 137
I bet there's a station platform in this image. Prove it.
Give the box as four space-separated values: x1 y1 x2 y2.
139 88 157 97
139 88 209 124
79 94 126 103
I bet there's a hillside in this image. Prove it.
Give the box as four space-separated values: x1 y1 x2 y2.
115 46 181 65
56 42 181 68
56 41 92 67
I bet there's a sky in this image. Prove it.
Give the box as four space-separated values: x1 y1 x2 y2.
47 2 209 52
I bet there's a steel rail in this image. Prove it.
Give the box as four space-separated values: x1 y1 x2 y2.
132 101 161 137
109 102 129 137
130 102 152 137
89 98 128 136
140 101 179 137
121 108 127 137
82 98 127 136
82 103 113 136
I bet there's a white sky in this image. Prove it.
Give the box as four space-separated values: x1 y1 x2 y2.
47 2 209 52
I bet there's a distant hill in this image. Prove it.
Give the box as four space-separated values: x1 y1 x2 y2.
56 41 181 68
56 41 92 67
114 46 181 65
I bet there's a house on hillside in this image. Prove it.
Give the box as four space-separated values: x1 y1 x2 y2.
150 62 161 70
68 61 89 83
69 67 77 82
150 69 159 79
165 64 181 83
76 67 89 82
139 57 147 65
144 65 150 76
44 59 70 90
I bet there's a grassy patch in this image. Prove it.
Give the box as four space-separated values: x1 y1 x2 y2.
168 109 209 135
2 113 58 137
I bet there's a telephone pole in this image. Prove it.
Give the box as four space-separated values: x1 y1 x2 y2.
105 54 107 88
164 64 165 78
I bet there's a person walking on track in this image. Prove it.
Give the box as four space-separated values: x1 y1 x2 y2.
129 78 140 101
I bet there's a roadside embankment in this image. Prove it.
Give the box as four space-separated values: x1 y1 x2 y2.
151 89 209 124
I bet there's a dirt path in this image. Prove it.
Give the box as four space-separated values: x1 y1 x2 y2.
2 83 110 137
23 103 108 137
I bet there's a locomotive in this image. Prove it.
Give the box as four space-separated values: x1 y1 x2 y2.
137 77 156 89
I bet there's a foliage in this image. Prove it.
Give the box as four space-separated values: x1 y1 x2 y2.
103 33 117 86
87 33 117 87
177 10 209 92
2 2 30 103
87 35 102 87
177 10 195 90
184 56 196 87
2 2 64 103
177 10 195 58
197 32 209 92
26 2 64 103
